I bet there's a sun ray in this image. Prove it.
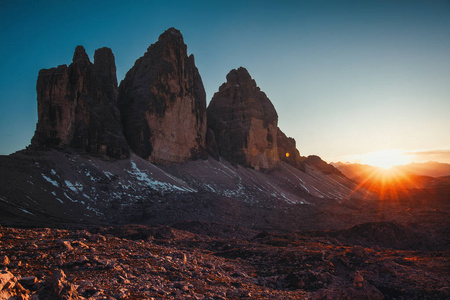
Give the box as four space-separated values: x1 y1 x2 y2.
360 149 410 169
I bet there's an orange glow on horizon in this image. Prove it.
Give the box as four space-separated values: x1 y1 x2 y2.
360 149 410 169
349 162 417 203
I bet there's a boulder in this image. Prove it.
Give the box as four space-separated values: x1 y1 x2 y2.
0 270 30 300
38 269 79 300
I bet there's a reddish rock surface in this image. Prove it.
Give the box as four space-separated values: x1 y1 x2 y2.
207 67 280 170
0 222 448 299
118 27 207 163
31 46 129 160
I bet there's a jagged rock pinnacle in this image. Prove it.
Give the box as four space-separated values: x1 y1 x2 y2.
207 67 279 170
72 45 90 63
32 46 129 159
118 27 207 163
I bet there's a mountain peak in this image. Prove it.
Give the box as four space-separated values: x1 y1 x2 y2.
32 45 129 159
72 45 90 63
223 67 257 90
157 27 184 44
118 28 206 163
207 68 279 170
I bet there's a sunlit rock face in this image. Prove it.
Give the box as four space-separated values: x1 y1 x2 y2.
118 27 207 163
207 67 280 170
31 46 129 159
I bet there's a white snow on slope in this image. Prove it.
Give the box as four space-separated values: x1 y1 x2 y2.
21 209 34 215
41 174 59 187
65 180 82 192
128 161 195 193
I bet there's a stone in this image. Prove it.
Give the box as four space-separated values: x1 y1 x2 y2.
172 252 187 263
76 256 89 264
72 241 89 249
61 241 73 252
353 271 364 288
19 276 38 287
31 46 129 160
0 271 30 300
0 270 14 290
38 269 79 300
113 288 129 299
118 27 207 163
0 255 10 266
207 67 280 170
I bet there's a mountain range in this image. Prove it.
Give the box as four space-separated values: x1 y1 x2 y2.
0 27 372 230
2 27 448 231
333 161 450 191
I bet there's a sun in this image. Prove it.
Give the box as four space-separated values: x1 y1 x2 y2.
360 149 410 169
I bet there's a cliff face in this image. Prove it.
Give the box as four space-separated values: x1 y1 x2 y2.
118 28 207 163
207 67 280 170
31 46 129 159
277 128 304 170
30 28 304 169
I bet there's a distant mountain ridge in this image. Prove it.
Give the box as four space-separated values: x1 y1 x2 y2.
332 161 450 192
333 161 450 179
397 161 450 178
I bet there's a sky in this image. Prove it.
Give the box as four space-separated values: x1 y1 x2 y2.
1 0 449 164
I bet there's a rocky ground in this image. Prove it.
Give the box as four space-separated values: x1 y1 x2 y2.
0 221 448 300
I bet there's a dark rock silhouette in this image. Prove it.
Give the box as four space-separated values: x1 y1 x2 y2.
207 67 280 170
277 127 304 170
304 155 342 175
118 27 207 163
31 46 129 159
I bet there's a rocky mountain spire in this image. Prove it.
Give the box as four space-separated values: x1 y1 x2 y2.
31 46 129 159
207 67 280 170
118 27 207 163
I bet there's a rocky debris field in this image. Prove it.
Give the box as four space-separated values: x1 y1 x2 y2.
0 221 448 300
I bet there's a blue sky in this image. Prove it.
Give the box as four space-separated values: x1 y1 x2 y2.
1 0 450 163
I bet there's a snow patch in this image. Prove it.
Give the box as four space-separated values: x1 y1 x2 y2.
128 160 194 193
21 209 34 215
103 171 113 180
65 180 82 192
86 205 103 216
42 174 59 187
64 192 76 203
